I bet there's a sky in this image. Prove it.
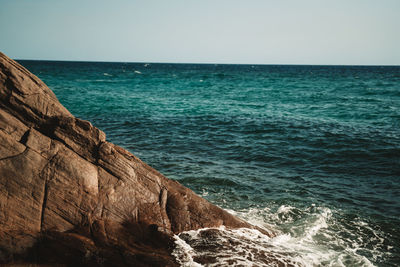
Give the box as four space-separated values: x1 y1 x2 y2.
0 0 399 65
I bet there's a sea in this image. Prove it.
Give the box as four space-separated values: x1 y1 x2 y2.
18 60 400 267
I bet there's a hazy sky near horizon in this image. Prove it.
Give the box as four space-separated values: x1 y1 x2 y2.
0 0 399 65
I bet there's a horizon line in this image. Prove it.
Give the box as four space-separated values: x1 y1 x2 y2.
14 57 400 67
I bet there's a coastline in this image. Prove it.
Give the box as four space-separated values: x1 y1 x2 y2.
0 52 273 265
2 53 399 266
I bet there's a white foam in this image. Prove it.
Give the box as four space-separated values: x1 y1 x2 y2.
277 204 293 214
172 235 203 267
200 189 208 197
172 205 383 266
173 226 301 266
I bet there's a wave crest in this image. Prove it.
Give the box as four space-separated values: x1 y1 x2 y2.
173 205 384 266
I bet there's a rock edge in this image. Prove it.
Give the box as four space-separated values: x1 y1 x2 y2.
0 52 271 266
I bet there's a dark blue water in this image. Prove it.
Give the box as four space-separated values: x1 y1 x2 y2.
19 60 400 266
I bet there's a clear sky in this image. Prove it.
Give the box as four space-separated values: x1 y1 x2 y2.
0 0 399 65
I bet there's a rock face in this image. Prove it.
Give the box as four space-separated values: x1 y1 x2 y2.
0 52 267 266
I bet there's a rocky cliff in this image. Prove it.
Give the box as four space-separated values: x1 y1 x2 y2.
0 52 269 266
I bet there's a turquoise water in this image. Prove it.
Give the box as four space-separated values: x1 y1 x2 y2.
19 61 400 266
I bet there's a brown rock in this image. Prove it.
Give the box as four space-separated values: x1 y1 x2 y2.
0 52 271 266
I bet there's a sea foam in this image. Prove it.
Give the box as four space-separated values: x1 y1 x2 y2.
173 205 382 266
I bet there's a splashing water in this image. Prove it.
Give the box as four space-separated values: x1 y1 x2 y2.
173 204 389 266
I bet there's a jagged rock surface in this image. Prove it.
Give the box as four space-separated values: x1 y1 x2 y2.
0 52 265 266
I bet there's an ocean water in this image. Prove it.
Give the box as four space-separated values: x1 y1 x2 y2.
19 60 400 266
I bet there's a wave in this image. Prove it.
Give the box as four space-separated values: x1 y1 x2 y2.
173 205 386 266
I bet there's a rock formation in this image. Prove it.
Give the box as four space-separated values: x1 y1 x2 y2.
0 52 270 266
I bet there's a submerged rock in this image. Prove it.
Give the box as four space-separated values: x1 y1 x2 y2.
0 52 270 266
